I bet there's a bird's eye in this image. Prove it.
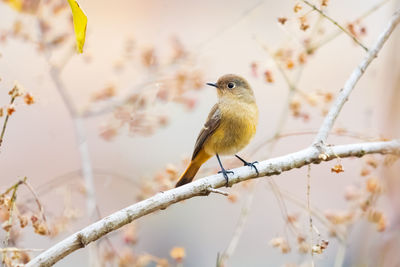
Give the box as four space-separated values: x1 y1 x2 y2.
227 82 235 89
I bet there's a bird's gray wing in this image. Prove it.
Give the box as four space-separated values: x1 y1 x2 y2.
192 104 222 160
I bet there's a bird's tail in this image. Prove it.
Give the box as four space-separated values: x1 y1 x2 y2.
175 151 211 187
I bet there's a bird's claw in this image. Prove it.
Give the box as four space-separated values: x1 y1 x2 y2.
244 161 259 176
218 169 234 186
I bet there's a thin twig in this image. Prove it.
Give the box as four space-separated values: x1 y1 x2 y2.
22 178 47 223
35 10 98 221
2 177 26 264
0 96 17 148
313 8 400 148
307 0 391 53
0 178 24 198
219 183 256 265
207 188 229 196
307 165 315 267
0 248 44 253
301 0 369 52
264 185 346 242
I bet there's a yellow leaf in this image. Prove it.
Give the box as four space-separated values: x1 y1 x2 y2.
67 0 87 53
4 0 23 11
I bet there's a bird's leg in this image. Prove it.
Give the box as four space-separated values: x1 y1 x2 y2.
235 154 259 176
216 154 234 186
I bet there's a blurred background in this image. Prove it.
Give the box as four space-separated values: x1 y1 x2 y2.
0 0 400 266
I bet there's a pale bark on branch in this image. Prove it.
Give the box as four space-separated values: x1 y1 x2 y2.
27 8 400 267
26 140 400 267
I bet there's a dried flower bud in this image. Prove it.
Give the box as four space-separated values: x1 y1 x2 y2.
30 215 38 224
294 3 302 12
227 193 238 203
269 237 285 247
141 47 157 68
324 92 333 103
344 185 361 201
306 93 318 106
312 245 323 254
384 155 399 166
264 70 274 83
24 92 34 105
18 215 28 228
286 59 294 69
325 210 353 224
123 224 137 245
320 240 329 250
318 153 328 161
2 220 12 231
9 82 24 98
278 17 288 25
377 216 386 232
33 222 48 235
366 178 380 193
7 104 16 116
269 237 291 253
170 247 185 262
118 249 136 267
298 53 306 64
280 242 291 254
365 157 378 168
290 100 301 113
347 23 357 36
360 27 367 35
165 164 178 177
331 164 344 173
287 213 299 223
156 258 169 267
250 62 258 77
298 241 309 253
360 167 370 176
299 16 309 31
20 251 30 264
300 23 309 31
92 86 116 102
367 209 383 223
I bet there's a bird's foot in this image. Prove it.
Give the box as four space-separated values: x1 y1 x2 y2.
218 168 234 186
244 161 259 175
235 155 259 175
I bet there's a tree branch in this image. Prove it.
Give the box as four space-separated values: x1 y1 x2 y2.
313 8 400 148
27 8 400 267
26 140 400 267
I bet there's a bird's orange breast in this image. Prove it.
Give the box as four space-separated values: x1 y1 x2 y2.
204 99 258 156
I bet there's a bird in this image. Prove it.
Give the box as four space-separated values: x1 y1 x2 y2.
175 74 259 187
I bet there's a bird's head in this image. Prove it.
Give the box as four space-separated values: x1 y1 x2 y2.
206 74 255 102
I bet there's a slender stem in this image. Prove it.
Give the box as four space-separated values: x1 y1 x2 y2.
23 178 48 224
301 0 369 52
2 177 26 264
219 182 256 264
0 96 16 148
0 248 44 252
307 165 315 266
307 0 391 53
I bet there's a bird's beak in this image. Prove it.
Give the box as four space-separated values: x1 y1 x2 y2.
206 82 218 88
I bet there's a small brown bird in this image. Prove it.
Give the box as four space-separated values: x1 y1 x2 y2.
175 74 259 187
